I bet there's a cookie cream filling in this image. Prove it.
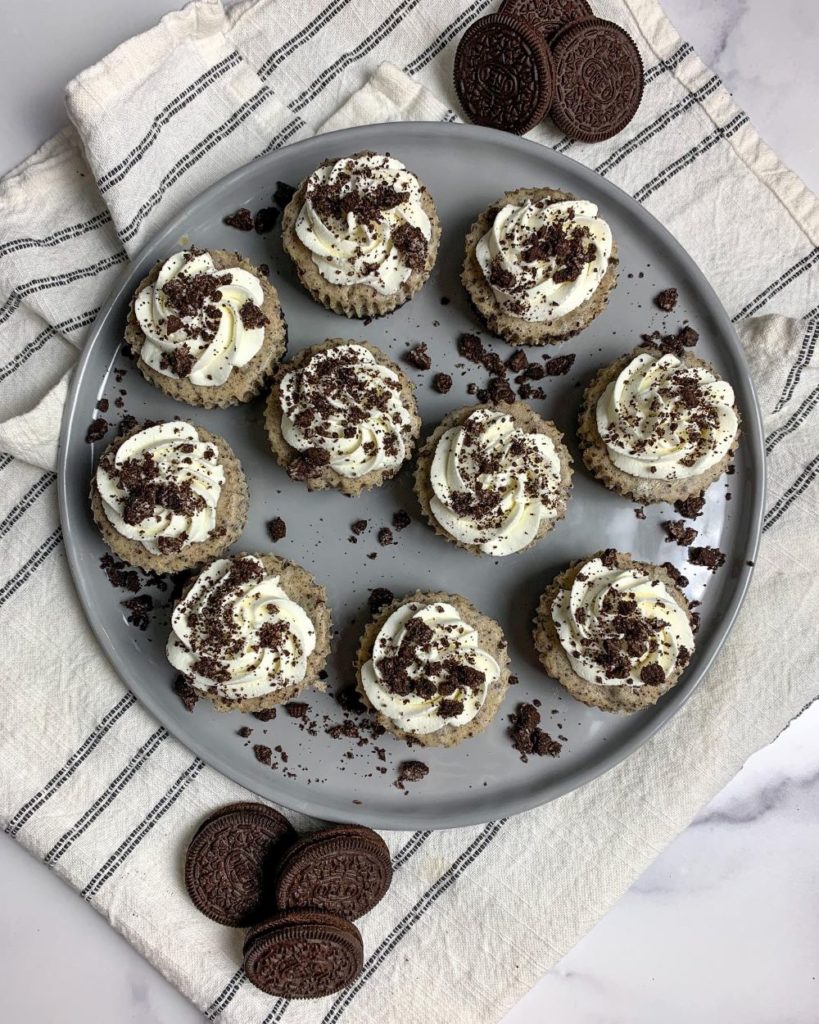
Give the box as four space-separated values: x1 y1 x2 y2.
476 198 612 322
429 408 565 556
168 556 317 701
279 344 412 478
551 555 694 687
96 422 224 555
596 351 738 479
135 250 268 387
360 600 501 736
294 154 432 295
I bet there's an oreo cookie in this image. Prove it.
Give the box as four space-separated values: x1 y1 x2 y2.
454 13 555 136
275 824 392 921
243 909 364 998
185 802 296 926
499 0 593 42
549 18 644 142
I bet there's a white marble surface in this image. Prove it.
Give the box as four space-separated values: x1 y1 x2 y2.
1 1 818 1021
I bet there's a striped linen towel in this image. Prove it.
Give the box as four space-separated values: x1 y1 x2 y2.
1 1 818 1021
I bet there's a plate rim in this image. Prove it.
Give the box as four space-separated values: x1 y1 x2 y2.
57 120 766 830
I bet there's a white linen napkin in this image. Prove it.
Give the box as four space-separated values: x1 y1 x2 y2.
0 2 817 1022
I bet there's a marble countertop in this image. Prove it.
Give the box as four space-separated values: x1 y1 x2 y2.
1 1 817 1021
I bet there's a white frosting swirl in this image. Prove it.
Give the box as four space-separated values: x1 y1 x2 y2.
96 422 224 554
596 351 738 479
551 556 694 687
361 600 501 737
476 198 612 322
168 556 317 701
279 344 412 479
295 154 432 295
429 408 566 556
135 251 267 387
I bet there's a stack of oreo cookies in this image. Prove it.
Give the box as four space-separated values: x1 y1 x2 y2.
454 0 643 142
185 803 393 998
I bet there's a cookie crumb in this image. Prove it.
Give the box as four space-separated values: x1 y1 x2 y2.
395 760 429 789
688 546 726 572
655 287 679 312
369 587 394 615
174 676 198 713
406 344 432 370
266 517 287 542
253 744 272 765
433 372 452 394
223 208 254 231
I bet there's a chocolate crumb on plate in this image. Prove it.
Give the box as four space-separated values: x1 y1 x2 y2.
121 594 152 630
368 587 394 615
543 353 576 376
655 287 679 312
377 527 394 547
675 493 706 520
254 744 272 765
174 675 199 713
351 519 368 536
662 520 698 546
253 708 277 722
510 702 562 762
285 702 309 719
223 207 254 231
392 510 411 531
406 343 432 370
266 517 287 542
661 561 690 589
273 181 296 208
86 418 109 443
688 546 726 572
433 372 453 394
395 760 429 789
238 726 253 738
254 207 279 234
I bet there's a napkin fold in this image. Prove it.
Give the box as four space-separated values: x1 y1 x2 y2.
1 2 818 1023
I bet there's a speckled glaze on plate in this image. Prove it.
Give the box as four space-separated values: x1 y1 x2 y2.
58 122 764 830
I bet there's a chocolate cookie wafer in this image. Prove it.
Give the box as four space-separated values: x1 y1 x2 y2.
275 825 392 921
550 18 644 142
454 14 555 135
243 910 364 998
185 802 296 926
499 0 593 42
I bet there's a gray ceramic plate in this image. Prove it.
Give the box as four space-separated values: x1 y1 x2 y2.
58 122 764 830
